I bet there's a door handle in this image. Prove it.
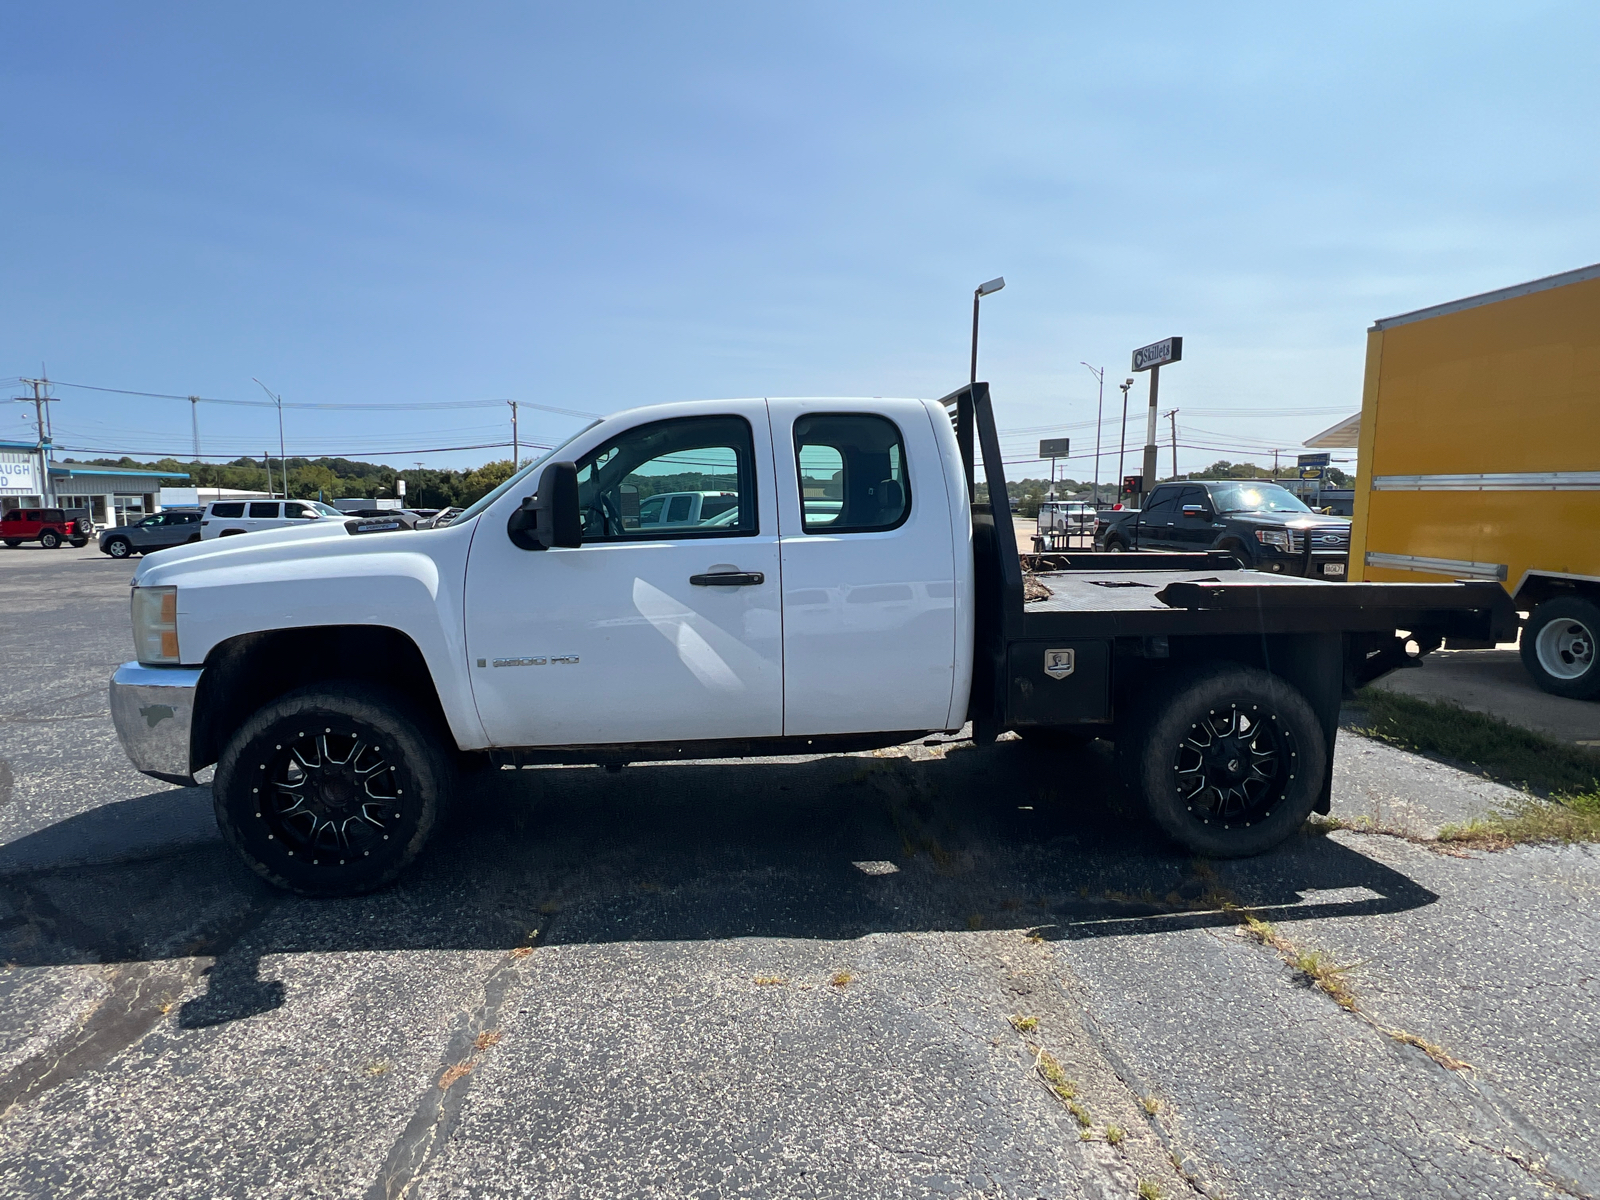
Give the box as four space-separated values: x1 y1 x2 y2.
690 571 765 587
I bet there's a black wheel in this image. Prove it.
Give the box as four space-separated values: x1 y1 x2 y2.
2 539 20 548
70 538 87 548
104 537 132 558
213 683 455 896
39 530 61 549
1120 663 1326 858
1521 597 1600 700
1216 538 1252 568
1103 535 1128 552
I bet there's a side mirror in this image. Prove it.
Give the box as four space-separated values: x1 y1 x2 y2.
507 461 582 551
1181 504 1208 518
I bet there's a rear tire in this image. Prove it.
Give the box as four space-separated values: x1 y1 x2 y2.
1521 597 1600 700
213 683 455 897
1120 663 1325 858
39 530 61 549
105 537 132 558
1103 535 1128 552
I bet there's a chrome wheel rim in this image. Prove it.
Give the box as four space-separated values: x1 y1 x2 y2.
1173 703 1292 827
108 541 128 557
1535 617 1595 681
261 729 401 864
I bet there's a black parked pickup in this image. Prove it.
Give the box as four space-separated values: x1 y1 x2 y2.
1093 479 1351 580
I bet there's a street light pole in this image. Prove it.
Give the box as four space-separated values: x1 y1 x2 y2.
253 379 287 498
1081 363 1104 506
1116 378 1133 504
509 400 519 468
970 277 1006 385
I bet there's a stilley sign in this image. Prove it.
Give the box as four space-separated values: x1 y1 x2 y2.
1132 337 1182 372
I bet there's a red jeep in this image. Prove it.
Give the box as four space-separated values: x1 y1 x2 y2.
1 507 91 549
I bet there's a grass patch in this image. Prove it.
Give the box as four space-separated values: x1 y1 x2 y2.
752 975 786 986
1068 1101 1093 1127
1104 1124 1125 1146
1138 1181 1165 1200
1438 794 1600 849
830 971 853 988
1008 1014 1039 1033
1029 1045 1077 1104
1353 687 1600 796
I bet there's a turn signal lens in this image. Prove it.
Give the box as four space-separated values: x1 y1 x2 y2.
132 586 181 664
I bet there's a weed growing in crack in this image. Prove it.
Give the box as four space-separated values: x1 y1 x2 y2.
830 972 853 988
1008 1014 1039 1033
364 1061 391 1077
474 1030 502 1051
1104 1124 1125 1146
1029 1045 1077 1103
1068 1101 1093 1127
1138 1180 1165 1200
753 975 786 986
1140 1094 1161 1116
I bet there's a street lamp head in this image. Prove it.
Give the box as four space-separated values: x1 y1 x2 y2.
975 276 1006 297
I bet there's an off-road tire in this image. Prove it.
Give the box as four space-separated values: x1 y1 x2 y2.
1119 662 1325 858
1216 538 1252 568
70 538 87 548
104 537 132 558
39 530 61 549
1521 597 1600 701
213 682 455 897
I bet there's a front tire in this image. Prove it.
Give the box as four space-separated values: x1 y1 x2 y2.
104 537 132 558
213 683 454 896
1121 663 1325 858
39 530 61 549
1522 597 1600 700
1103 535 1128 552
2 539 20 548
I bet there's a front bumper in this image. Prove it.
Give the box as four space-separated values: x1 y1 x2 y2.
109 662 203 786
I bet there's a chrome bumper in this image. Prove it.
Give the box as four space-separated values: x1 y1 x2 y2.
110 662 204 786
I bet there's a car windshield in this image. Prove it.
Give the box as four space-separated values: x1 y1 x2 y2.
311 501 344 517
1209 482 1312 514
450 421 601 525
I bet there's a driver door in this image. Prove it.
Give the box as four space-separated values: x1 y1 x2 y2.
464 402 784 747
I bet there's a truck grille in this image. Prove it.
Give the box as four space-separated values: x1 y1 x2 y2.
1293 530 1350 553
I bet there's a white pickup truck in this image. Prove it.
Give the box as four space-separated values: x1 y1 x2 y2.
109 384 1513 896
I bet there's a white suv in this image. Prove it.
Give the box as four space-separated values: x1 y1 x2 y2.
200 499 345 540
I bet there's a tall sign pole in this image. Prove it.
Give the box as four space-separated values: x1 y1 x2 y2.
1131 338 1182 505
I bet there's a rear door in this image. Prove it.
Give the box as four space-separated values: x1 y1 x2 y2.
769 399 958 736
1136 486 1182 549
246 501 281 533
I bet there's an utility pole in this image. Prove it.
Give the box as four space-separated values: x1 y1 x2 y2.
1273 448 1280 477
189 396 201 459
1165 409 1179 479
264 450 273 498
1081 363 1104 506
508 401 519 468
17 377 57 506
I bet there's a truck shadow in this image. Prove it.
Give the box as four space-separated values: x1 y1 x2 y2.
0 737 1437 1030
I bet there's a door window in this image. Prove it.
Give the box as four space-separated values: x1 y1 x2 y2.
211 503 245 518
1177 485 1210 512
248 503 280 519
573 415 757 542
1142 487 1180 516
793 414 910 534
283 502 316 519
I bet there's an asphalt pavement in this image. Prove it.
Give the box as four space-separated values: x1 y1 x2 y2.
1 542 1595 1199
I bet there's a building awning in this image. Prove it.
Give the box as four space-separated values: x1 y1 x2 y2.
1304 414 1360 448
50 464 190 480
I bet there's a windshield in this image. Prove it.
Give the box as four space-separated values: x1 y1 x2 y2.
450 422 600 525
311 501 344 517
1209 482 1312 515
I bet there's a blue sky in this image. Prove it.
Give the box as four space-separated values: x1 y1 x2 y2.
4 2 1597 479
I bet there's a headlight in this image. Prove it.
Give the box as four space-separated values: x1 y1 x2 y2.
132 586 180 664
1254 528 1291 551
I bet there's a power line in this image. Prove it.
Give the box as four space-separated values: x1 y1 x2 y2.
54 439 547 460
45 379 599 420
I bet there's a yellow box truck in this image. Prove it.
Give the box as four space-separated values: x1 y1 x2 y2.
1348 262 1600 698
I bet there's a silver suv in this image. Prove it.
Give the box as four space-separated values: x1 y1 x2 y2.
99 509 204 558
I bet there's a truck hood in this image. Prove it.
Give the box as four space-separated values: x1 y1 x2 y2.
131 517 470 586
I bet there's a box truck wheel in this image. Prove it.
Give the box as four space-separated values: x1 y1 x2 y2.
1119 663 1326 858
213 683 454 897
1521 597 1600 700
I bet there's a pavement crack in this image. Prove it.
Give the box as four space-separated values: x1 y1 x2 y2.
0 958 204 1118
364 916 553 1200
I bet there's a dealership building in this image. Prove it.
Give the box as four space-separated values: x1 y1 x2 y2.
0 441 189 526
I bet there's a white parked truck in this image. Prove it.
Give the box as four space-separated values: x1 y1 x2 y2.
110 385 1512 896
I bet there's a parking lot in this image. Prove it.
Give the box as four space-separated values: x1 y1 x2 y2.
2 543 1597 1199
